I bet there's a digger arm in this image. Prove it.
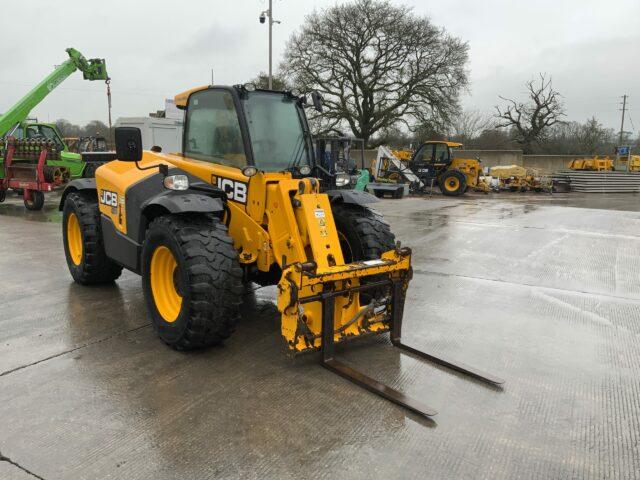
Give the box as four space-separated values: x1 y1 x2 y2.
0 48 108 137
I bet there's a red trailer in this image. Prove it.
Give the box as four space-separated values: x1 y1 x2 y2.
0 137 69 210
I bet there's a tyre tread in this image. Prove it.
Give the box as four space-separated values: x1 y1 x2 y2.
146 214 243 350
64 191 123 284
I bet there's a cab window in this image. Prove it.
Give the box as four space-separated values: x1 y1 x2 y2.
9 126 24 139
184 89 246 168
413 144 433 162
26 125 64 150
434 143 449 163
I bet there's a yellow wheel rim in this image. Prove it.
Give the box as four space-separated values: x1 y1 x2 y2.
67 213 83 266
150 246 182 323
445 177 460 191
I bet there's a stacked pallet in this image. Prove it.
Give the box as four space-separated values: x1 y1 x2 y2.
552 170 640 193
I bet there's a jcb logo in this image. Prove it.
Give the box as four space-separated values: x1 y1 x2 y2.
212 176 248 204
99 189 118 207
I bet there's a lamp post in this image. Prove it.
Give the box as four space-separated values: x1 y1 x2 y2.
259 0 280 89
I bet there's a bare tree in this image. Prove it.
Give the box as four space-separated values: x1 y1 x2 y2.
450 109 495 146
55 119 81 137
282 0 469 146
82 120 110 138
577 117 614 154
495 74 565 153
518 116 616 155
472 128 517 150
54 119 109 139
248 72 290 91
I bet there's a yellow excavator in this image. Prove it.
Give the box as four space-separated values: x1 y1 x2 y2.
59 83 503 418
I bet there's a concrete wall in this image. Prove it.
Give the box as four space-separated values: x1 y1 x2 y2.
456 150 586 173
454 150 522 168
522 155 585 173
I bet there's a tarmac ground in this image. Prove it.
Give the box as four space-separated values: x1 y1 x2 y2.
1 189 640 479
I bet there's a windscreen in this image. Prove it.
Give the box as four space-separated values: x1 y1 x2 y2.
184 89 246 168
241 92 311 172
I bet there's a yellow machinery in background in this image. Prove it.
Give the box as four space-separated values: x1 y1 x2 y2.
490 165 529 191
374 141 490 196
489 165 552 192
569 156 614 171
569 152 640 173
59 84 503 419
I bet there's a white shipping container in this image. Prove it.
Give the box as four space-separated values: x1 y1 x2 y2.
114 116 184 154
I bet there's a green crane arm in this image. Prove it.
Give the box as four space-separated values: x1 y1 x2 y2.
0 47 109 137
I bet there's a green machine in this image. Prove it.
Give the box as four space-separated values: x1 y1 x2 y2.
0 48 110 180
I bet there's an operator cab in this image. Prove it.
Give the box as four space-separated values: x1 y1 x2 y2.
411 141 463 166
11 123 66 151
176 84 321 177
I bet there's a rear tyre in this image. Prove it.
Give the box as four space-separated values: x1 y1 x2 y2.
24 190 45 210
62 191 123 284
332 203 396 302
439 170 466 196
141 214 243 350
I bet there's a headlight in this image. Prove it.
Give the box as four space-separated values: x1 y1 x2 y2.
242 166 258 177
298 165 311 176
335 172 350 187
163 174 189 191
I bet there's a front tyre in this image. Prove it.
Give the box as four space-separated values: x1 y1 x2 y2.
62 191 123 284
141 214 243 350
332 203 396 302
439 170 466 196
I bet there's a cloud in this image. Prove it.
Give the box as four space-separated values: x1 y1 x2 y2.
1 0 637 133
168 23 250 62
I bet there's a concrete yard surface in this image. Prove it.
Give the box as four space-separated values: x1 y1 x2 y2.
1 190 640 479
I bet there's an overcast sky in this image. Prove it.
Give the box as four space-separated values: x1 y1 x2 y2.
1 0 638 135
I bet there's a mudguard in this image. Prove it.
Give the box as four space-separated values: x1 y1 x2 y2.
58 178 97 210
326 189 378 205
142 192 224 216
122 170 226 244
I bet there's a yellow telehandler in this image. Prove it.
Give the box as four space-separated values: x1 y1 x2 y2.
372 142 489 196
59 84 502 417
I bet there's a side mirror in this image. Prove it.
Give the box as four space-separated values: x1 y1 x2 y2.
115 127 143 162
311 90 323 113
